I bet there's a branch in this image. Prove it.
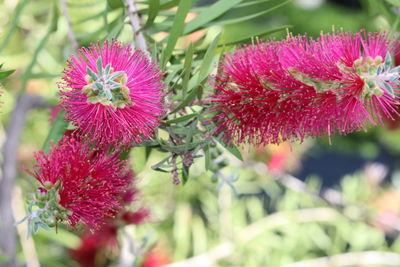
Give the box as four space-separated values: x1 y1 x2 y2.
59 0 79 51
0 94 49 267
125 0 149 54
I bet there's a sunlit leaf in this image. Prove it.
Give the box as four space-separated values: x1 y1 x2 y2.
216 138 243 160
385 0 400 7
107 0 124 9
161 0 192 68
165 113 198 124
182 43 195 97
221 25 291 46
209 0 291 27
197 33 221 84
143 0 160 29
183 0 242 34
0 69 15 80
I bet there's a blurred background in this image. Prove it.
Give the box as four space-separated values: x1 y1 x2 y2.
2 0 400 266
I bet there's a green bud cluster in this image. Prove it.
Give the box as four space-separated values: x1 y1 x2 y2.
17 182 72 237
83 57 133 108
355 53 400 98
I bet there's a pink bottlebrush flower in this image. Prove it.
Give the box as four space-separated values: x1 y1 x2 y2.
209 31 400 146
60 40 164 148
27 135 132 231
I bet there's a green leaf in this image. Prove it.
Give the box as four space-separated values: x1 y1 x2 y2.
15 215 29 225
143 0 160 29
385 52 393 70
385 0 400 7
87 67 98 81
151 156 172 170
197 33 221 84
19 4 58 96
104 17 125 40
96 57 103 74
107 0 124 9
76 10 106 24
183 0 242 34
171 86 199 113
162 140 204 152
182 165 189 184
49 5 59 32
145 146 152 161
209 0 291 27
164 68 180 85
236 0 272 8
0 69 15 80
382 82 395 97
139 0 180 12
221 25 290 46
42 110 69 153
204 145 211 171
0 0 29 53
216 138 243 160
165 113 198 124
161 0 192 68
389 65 400 74
182 43 195 97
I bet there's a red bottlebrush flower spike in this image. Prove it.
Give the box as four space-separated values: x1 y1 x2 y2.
60 40 164 148
24 135 132 234
209 31 400 146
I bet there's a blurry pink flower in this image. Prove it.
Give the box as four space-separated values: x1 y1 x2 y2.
60 40 164 148
121 208 149 225
70 224 118 267
28 135 132 231
209 31 400 146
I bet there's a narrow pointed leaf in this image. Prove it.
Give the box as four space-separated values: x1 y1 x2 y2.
197 33 221 84
208 0 291 27
87 67 98 81
182 43 194 97
161 0 192 68
143 0 160 29
165 113 198 124
382 82 395 97
0 69 15 79
183 0 242 34
96 57 103 75
216 138 243 160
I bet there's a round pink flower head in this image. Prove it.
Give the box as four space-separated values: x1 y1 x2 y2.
209 31 400 146
26 135 132 232
60 40 164 148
